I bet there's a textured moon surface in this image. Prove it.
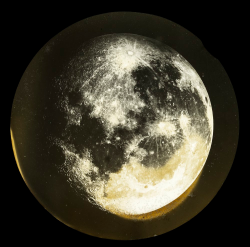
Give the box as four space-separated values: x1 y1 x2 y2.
55 34 213 216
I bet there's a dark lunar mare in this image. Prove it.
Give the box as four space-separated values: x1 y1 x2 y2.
131 56 210 167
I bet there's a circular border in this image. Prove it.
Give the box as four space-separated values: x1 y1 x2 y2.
10 12 239 240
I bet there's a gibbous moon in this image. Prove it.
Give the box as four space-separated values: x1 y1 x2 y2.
56 34 213 216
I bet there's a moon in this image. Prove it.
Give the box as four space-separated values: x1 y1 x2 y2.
55 34 213 216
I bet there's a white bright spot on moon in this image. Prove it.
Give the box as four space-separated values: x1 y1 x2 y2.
57 34 213 217
156 121 176 137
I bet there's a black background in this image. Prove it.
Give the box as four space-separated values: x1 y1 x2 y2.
8 5 242 244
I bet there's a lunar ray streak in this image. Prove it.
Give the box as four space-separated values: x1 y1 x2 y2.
78 63 107 91
135 55 161 79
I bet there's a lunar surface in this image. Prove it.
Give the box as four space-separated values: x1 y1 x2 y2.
54 34 213 216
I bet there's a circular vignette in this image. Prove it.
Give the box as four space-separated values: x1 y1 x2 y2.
10 12 239 240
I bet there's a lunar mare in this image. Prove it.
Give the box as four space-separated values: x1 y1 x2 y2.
55 34 213 216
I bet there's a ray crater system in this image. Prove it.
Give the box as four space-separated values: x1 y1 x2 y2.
52 34 214 216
